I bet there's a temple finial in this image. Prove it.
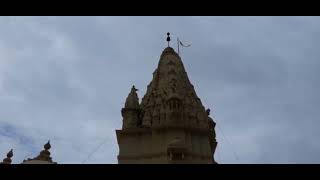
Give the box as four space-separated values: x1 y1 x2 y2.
206 108 211 116
166 32 171 47
7 149 13 158
44 140 51 150
132 85 138 92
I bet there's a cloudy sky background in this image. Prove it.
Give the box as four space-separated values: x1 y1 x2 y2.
0 16 320 164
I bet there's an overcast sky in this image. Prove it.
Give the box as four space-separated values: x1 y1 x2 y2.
0 16 320 164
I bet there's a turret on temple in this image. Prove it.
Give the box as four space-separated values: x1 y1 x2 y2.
22 141 57 164
121 85 141 129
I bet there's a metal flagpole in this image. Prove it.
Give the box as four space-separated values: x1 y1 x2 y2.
177 38 180 55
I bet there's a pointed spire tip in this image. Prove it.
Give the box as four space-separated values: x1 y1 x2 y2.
44 140 51 150
7 149 13 158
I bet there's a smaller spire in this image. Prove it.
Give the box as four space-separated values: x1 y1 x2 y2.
1 149 13 164
166 32 171 47
124 85 140 109
37 141 52 161
22 141 57 164
27 140 54 163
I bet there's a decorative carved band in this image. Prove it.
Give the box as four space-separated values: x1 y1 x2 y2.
118 152 212 160
117 126 210 136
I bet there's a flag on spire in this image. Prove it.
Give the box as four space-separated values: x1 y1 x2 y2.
177 38 191 55
179 40 191 47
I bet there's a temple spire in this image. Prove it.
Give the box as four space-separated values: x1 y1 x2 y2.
0 149 13 164
121 85 141 129
116 34 218 164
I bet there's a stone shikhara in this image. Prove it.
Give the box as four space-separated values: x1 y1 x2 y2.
116 36 217 164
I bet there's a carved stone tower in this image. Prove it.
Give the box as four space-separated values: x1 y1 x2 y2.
116 35 217 164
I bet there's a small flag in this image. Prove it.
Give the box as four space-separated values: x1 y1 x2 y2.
177 38 191 55
179 40 191 47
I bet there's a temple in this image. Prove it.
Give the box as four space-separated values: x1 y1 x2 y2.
116 33 217 164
